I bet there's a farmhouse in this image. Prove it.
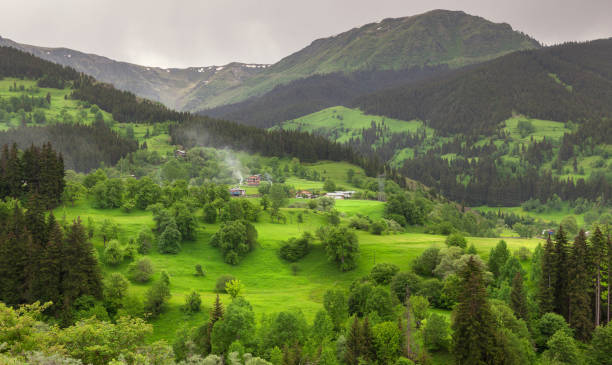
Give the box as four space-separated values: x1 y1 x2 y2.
174 149 187 158
246 174 261 186
325 190 356 200
295 190 313 199
229 187 246 197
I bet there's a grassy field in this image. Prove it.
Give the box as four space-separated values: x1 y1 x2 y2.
474 203 586 226
55 196 543 343
274 106 432 145
0 78 114 130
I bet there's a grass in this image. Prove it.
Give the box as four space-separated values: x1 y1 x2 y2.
54 196 544 343
474 203 586 227
0 77 114 129
274 106 432 145
503 116 569 142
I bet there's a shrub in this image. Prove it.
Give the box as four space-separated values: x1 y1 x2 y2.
412 247 440 276
445 233 467 248
210 220 257 265
216 274 236 293
103 240 124 266
225 279 244 299
136 229 154 254
128 258 154 283
279 232 313 262
184 290 201 313
390 271 422 302
423 313 449 351
194 264 205 277
348 216 370 231
370 263 400 285
158 221 182 254
370 220 387 235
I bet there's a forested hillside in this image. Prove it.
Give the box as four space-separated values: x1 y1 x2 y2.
354 38 612 135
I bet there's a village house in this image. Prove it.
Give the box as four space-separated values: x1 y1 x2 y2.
295 190 313 199
325 190 356 200
229 187 246 197
174 149 187 158
246 174 261 186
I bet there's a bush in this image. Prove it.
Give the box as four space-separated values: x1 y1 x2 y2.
390 271 422 302
136 229 154 254
348 216 370 231
279 232 313 262
216 274 236 293
184 290 201 313
370 220 387 235
128 258 154 283
423 313 449 351
445 233 467 248
412 247 440 276
370 263 400 285
210 220 257 265
194 264 205 277
103 240 124 266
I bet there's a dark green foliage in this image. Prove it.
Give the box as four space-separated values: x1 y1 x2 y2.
488 240 510 280
539 236 556 314
412 247 440 276
451 256 497 364
384 193 427 226
568 230 593 340
423 313 449 352
194 264 205 277
321 226 359 271
510 272 528 321
216 275 236 293
128 258 154 283
184 290 201 313
0 122 137 173
203 203 218 223
445 233 467 249
210 220 257 265
210 297 256 354
370 263 400 285
323 289 348 331
135 229 154 254
543 330 580 364
535 312 572 350
390 271 422 303
144 277 171 318
0 46 80 82
0 143 64 208
348 282 395 320
279 232 313 262
157 220 182 254
591 324 612 365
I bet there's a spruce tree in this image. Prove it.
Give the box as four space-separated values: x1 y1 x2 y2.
539 236 556 314
590 227 606 327
361 316 375 363
568 230 593 340
451 256 497 364
204 294 224 354
510 272 529 321
345 316 363 365
553 227 570 319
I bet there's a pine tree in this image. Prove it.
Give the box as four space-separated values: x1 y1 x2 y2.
345 316 363 365
361 316 375 363
510 272 529 321
539 236 556 314
553 227 570 319
0 205 31 305
568 230 593 340
590 227 606 327
203 294 224 354
451 256 497 364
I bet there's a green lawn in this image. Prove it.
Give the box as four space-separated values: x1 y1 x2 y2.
503 116 569 142
474 204 586 227
55 197 543 343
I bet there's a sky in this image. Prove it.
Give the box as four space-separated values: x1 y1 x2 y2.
1 0 611 68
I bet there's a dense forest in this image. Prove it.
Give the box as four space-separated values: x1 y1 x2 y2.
201 66 449 128
353 39 612 136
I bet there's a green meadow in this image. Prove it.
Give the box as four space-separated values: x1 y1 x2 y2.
55 195 543 343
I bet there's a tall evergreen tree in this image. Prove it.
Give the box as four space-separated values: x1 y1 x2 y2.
345 316 363 365
568 230 593 340
34 213 64 311
510 272 529 321
0 205 31 305
361 316 375 363
539 236 556 314
553 227 570 320
590 227 606 327
451 256 498 364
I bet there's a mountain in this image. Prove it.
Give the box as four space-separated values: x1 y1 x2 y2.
193 9 540 110
353 38 612 135
1 9 539 111
202 65 450 128
0 35 268 110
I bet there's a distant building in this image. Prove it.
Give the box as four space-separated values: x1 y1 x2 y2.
296 190 313 199
325 191 356 200
174 149 187 158
542 229 555 237
246 175 261 186
229 187 246 197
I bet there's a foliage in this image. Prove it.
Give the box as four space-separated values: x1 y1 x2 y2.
370 263 400 285
216 275 236 293
423 313 449 352
321 226 359 271
103 239 124 266
445 233 467 248
128 257 154 283
412 247 440 276
226 279 244 299
210 220 257 264
279 232 313 262
184 290 202 313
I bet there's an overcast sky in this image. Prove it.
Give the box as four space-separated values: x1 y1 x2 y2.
1 0 611 68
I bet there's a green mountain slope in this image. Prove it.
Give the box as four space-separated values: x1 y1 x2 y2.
193 9 540 110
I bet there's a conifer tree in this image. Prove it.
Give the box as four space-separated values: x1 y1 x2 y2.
553 227 570 319
451 256 497 364
35 213 64 310
510 272 529 321
568 230 593 340
539 236 556 314
0 205 31 305
361 316 375 363
203 294 224 354
345 316 363 365
590 227 606 327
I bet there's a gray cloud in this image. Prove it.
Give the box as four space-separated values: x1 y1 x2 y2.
1 0 611 68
